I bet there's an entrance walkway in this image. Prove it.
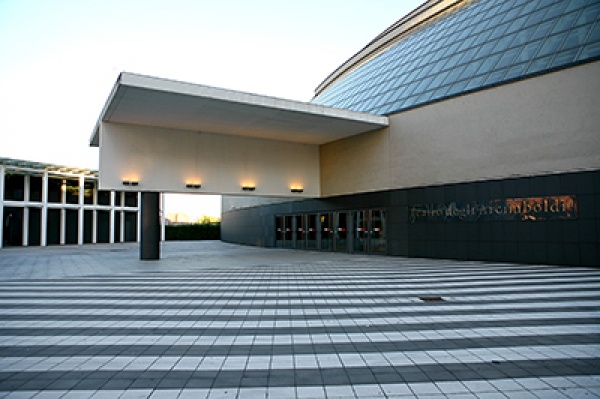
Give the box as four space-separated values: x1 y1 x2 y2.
0 242 598 398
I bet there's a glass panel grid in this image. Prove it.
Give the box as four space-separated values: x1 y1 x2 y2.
313 0 600 115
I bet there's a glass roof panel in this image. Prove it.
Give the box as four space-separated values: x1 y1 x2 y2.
313 0 600 115
0 157 97 175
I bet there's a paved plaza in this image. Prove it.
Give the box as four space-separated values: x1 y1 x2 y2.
0 241 598 399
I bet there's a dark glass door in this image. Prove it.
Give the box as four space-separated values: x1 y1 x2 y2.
354 210 368 253
275 216 285 248
371 209 386 254
334 212 349 252
283 216 293 248
353 210 387 254
320 213 333 251
294 215 305 250
276 210 386 254
3 207 23 246
306 214 318 250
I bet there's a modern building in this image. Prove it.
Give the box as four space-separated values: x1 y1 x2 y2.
92 0 600 266
0 158 140 248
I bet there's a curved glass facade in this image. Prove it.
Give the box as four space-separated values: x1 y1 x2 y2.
313 0 600 115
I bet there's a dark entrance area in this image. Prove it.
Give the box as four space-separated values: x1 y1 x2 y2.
28 208 41 246
275 209 387 254
3 207 23 246
222 170 600 266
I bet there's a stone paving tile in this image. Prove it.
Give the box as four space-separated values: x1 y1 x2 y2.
0 241 599 399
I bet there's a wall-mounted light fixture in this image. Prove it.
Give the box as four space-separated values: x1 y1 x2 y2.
122 180 139 187
290 187 304 193
185 183 201 189
241 185 256 192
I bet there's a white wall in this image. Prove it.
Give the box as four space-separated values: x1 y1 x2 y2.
320 61 600 196
99 123 320 197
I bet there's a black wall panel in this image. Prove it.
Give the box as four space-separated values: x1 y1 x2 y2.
221 170 600 267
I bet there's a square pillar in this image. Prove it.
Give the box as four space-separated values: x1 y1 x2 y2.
22 175 29 246
137 192 142 243
22 208 29 247
92 210 98 244
41 172 48 247
78 175 85 245
0 165 4 249
140 192 160 260
120 210 125 243
60 180 66 245
161 193 166 242
60 208 66 245
109 209 115 243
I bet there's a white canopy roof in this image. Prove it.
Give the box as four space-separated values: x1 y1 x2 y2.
90 72 389 146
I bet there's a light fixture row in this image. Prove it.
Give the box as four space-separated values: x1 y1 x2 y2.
123 180 303 193
122 180 138 186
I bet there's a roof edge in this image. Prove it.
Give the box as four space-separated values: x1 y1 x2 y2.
90 72 389 147
90 73 124 147
314 0 463 98
0 156 98 175
118 72 389 125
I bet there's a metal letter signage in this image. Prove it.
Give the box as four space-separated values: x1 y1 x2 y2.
409 195 577 223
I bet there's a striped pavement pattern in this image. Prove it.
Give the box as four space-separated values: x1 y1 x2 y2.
0 259 599 398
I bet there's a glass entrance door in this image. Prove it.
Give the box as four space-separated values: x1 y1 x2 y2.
294 215 305 250
306 214 318 250
354 210 368 253
283 216 293 248
275 215 294 248
320 213 333 251
3 207 23 247
277 210 386 254
371 209 387 254
353 210 387 254
275 216 284 248
334 212 349 252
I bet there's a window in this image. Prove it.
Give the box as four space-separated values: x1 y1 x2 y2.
47 178 62 203
29 176 43 202
97 190 111 206
4 173 24 201
124 192 138 207
312 0 600 115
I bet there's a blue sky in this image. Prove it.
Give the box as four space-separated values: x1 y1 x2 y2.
0 0 424 217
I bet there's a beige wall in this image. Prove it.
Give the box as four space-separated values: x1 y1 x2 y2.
99 123 320 197
320 61 600 197
320 128 391 195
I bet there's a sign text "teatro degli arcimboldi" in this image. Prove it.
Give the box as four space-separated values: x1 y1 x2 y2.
409 195 577 223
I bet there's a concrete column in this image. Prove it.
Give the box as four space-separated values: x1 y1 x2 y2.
137 192 142 243
160 193 166 242
103 191 117 244
61 179 66 203
91 181 98 244
93 181 98 206
92 210 97 244
60 209 66 245
41 172 48 247
120 210 125 243
59 179 66 244
22 175 29 246
108 200 115 244
78 176 85 245
0 166 4 249
22 208 29 247
140 192 160 260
